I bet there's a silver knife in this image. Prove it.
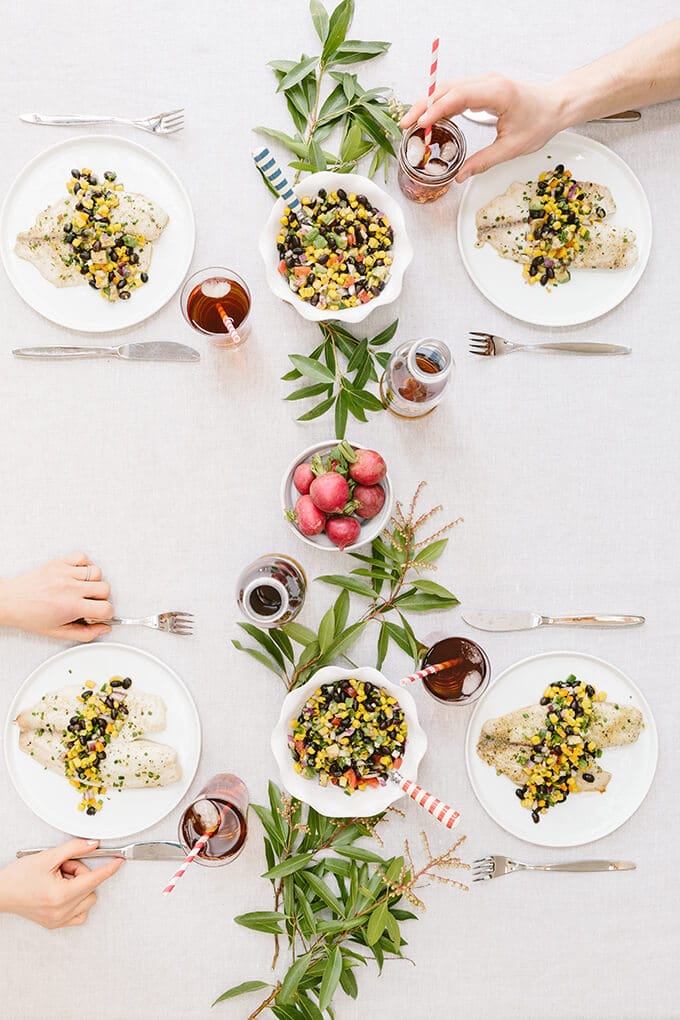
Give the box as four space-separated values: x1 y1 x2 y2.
16 841 185 860
12 341 200 362
515 860 636 872
462 610 646 632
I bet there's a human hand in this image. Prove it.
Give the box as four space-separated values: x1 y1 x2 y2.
400 75 564 182
0 839 124 929
0 553 113 642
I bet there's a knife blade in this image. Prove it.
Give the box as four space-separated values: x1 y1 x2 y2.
461 610 646 632
12 341 200 362
16 841 185 861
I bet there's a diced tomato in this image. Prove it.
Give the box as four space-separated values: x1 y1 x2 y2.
278 259 288 276
344 768 358 790
345 686 356 697
393 756 403 769
331 716 342 726
355 253 364 263
294 739 306 755
345 277 355 287
364 777 380 788
347 231 356 246
358 290 372 303
294 266 311 278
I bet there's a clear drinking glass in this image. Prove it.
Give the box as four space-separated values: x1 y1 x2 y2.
397 120 467 203
178 773 249 866
180 267 252 348
380 338 453 418
236 555 307 628
420 637 490 706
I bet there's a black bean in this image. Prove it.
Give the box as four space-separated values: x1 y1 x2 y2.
82 690 92 700
377 280 385 292
88 279 98 289
539 696 550 705
540 272 549 286
307 273 315 286
140 272 148 283
357 194 367 205
92 240 101 252
337 188 347 200
554 163 565 174
122 677 132 689
528 209 543 219
80 265 89 275
277 243 285 255
531 809 540 823
317 253 329 265
515 787 525 799
586 684 595 698
130 253 140 264
310 293 320 306
75 202 83 212
88 174 98 185
119 290 131 300
285 257 295 269
86 806 97 816
104 170 117 181
116 279 127 290
318 188 327 198
582 772 595 783
546 267 555 279
293 246 303 255
64 233 74 245
71 168 80 179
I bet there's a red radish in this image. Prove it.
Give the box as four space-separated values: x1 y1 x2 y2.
325 516 361 550
293 462 315 495
349 449 387 486
295 495 326 536
354 484 386 520
310 472 350 514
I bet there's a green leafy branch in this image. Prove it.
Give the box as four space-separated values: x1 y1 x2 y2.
232 483 461 691
282 318 397 437
213 784 469 1017
255 0 406 187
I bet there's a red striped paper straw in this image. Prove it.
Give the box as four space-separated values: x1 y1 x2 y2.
423 37 440 150
398 658 461 686
161 831 212 896
216 303 243 346
391 768 460 829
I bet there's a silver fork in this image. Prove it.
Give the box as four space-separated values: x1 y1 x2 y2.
473 855 636 880
468 331 631 357
109 612 194 635
19 109 185 135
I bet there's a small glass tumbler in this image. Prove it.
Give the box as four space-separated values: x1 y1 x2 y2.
420 636 490 706
398 120 467 204
180 267 252 348
380 338 453 418
236 555 307 628
178 773 249 866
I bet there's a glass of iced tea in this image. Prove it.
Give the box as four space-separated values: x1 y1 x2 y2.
178 773 249 866
180 267 252 348
420 637 490 705
398 120 467 203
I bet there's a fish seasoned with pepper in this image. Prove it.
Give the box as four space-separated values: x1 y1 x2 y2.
276 188 394 311
290 678 407 793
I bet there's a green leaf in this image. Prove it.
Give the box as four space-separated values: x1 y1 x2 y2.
255 126 310 159
262 852 316 880
308 138 327 172
237 622 285 670
360 100 402 138
318 946 343 1012
278 953 313 1005
414 538 448 564
366 900 389 945
345 337 368 374
231 641 283 677
370 319 398 347
269 59 297 73
318 604 336 653
334 390 348 438
395 591 460 611
385 911 402 951
285 382 332 401
252 804 285 850
272 1006 307 1020
353 110 395 155
212 980 270 1006
335 845 385 864
344 388 383 412
316 574 375 597
270 628 296 663
320 621 366 663
234 911 287 934
297 994 325 1020
340 120 363 163
339 964 358 999
282 622 318 646
297 395 336 422
333 588 350 634
397 611 421 662
343 392 368 422
321 0 354 64
376 621 389 670
411 579 459 600
384 622 413 657
277 55 320 93
317 83 348 123
331 39 391 64
289 354 335 383
302 871 345 915
310 0 329 41
316 915 366 934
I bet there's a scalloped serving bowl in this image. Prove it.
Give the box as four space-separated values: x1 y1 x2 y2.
280 438 393 553
258 171 413 323
271 665 427 818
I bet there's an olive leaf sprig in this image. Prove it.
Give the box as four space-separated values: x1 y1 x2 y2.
232 483 461 691
283 318 397 437
255 0 405 189
213 784 469 1017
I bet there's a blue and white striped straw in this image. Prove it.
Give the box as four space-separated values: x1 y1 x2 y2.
252 146 302 214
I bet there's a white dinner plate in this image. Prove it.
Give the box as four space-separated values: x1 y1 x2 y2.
0 135 195 332
4 642 201 839
456 132 652 327
465 651 658 847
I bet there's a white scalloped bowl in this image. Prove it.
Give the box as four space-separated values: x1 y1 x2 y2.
258 171 413 323
280 438 393 553
271 665 427 818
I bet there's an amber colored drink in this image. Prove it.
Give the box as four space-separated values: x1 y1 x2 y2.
179 773 249 866
186 279 250 335
421 637 490 704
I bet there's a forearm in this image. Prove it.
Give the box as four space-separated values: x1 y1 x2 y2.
0 578 15 628
550 19 680 128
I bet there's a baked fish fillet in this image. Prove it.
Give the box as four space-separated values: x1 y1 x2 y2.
476 737 611 792
18 729 180 789
475 179 637 270
15 685 166 740
479 701 643 748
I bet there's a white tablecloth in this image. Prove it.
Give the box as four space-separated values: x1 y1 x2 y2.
1 2 679 1017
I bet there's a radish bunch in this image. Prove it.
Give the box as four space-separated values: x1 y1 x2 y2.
286 441 387 550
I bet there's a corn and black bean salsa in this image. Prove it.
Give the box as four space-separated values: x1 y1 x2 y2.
516 675 606 823
60 675 132 815
290 678 407 794
276 189 394 311
63 168 149 301
523 164 606 288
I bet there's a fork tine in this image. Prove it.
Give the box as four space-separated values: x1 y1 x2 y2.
160 123 185 135
159 108 185 118
172 612 194 620
161 115 185 128
468 331 494 339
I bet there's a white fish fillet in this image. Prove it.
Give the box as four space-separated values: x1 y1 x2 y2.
19 729 180 789
476 737 611 792
480 701 643 747
15 685 166 739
